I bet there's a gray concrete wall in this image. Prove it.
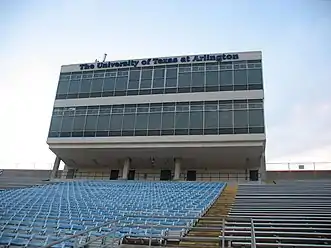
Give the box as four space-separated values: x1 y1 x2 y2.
267 170 331 181
0 169 53 178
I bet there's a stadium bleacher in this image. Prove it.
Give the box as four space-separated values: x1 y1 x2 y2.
0 181 225 247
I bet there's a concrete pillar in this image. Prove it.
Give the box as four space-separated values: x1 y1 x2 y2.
61 165 69 179
50 156 61 179
122 158 131 180
174 158 181 180
260 153 266 182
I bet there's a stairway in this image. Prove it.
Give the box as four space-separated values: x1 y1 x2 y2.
179 184 238 248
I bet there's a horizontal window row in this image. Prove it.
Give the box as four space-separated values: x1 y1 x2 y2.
49 109 265 136
60 61 262 80
56 69 263 99
53 100 264 117
49 127 265 138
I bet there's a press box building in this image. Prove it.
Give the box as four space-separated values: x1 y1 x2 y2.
47 51 266 182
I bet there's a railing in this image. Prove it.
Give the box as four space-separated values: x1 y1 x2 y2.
62 171 254 182
41 215 257 248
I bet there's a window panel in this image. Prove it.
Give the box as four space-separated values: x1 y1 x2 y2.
234 70 247 85
57 80 69 94
165 78 177 87
248 69 262 84
205 111 218 128
162 112 174 129
166 68 177 78
97 115 110 131
103 78 116 91
175 112 189 129
220 70 233 86
135 113 148 130
234 110 248 128
178 73 191 87
219 110 233 127
191 72 205 87
122 114 135 130
249 109 264 127
61 116 74 132
50 116 62 132
154 68 165 78
73 116 86 131
153 78 164 88
115 77 128 91
129 70 141 81
110 114 123 131
141 70 153 79
80 79 92 93
206 71 218 86
91 78 104 92
68 80 80 94
85 115 98 131
140 79 152 89
148 113 161 130
189 111 203 129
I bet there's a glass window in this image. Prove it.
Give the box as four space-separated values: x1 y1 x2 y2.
189 111 203 129
179 66 191 73
205 111 218 128
154 68 165 78
136 104 149 113
128 80 139 90
103 78 116 91
219 101 232 110
124 104 136 113
87 106 99 115
91 78 104 92
176 102 189 112
163 103 175 112
205 101 218 111
206 63 218 71
115 77 128 91
141 70 153 79
234 69 247 85
97 115 110 131
50 116 62 132
57 80 69 94
153 78 164 88
85 115 98 131
162 112 174 129
178 73 191 88
206 71 218 86
94 71 105 78
166 68 177 78
190 102 203 111
165 78 177 87
99 106 111 115
71 73 82 80
249 109 264 127
105 70 116 77
150 103 162 112
82 72 93 79
110 114 123 130
135 113 148 130
220 70 233 86
68 80 80 94
140 79 152 89
73 116 85 131
80 79 92 93
219 110 233 127
234 110 248 128
112 105 124 113
122 114 135 130
191 72 205 87
75 107 87 116
129 70 141 81
248 69 262 84
53 108 63 116
59 73 71 80
175 112 189 129
234 100 247 110
148 113 162 130
192 64 205 72
248 99 263 109
61 116 74 132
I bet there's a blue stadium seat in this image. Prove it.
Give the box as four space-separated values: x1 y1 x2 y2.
0 181 225 244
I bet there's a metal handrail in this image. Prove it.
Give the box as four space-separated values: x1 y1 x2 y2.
42 217 125 248
250 218 256 248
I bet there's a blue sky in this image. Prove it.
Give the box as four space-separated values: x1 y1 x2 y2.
0 0 331 170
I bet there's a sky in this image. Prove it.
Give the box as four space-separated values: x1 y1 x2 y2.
0 0 331 171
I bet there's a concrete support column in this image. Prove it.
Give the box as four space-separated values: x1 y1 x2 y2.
61 165 69 179
122 158 131 180
260 153 266 182
174 158 181 180
50 156 61 179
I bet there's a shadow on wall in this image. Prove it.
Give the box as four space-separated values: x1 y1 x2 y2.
267 170 331 181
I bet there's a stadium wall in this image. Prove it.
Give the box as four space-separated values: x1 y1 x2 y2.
267 170 331 181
